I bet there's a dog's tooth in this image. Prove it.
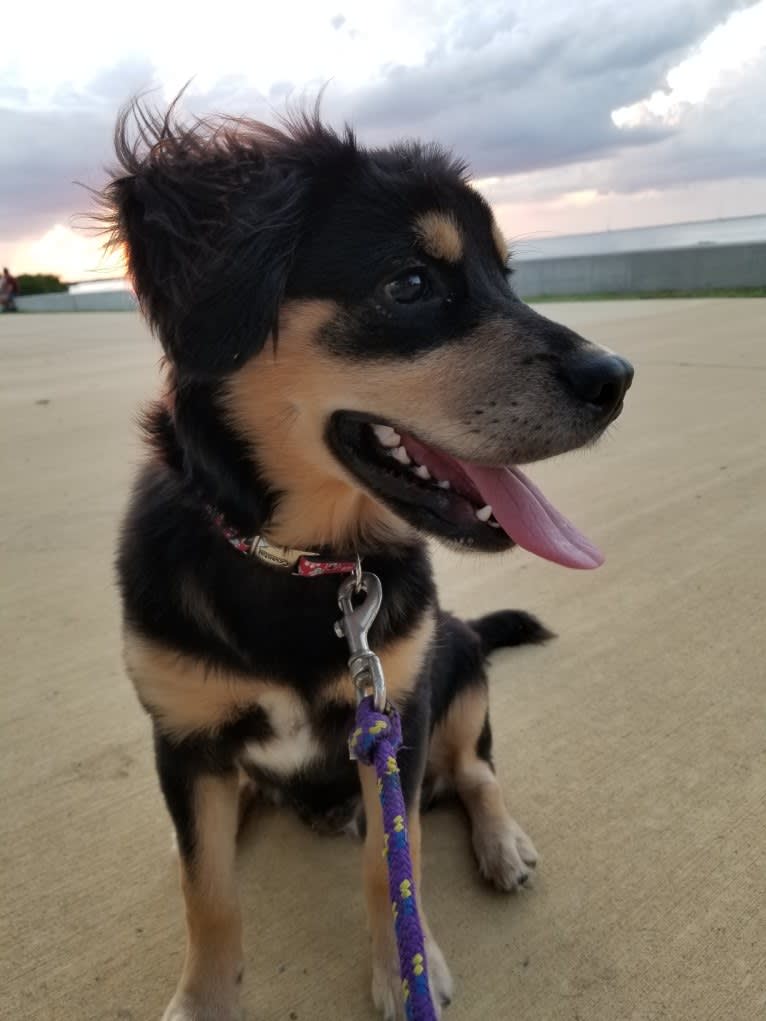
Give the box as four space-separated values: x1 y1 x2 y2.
488 519 501 529
475 504 493 522
436 480 451 489
413 465 431 480
373 424 401 448
391 445 411 465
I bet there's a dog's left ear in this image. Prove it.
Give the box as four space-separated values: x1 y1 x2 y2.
102 105 309 377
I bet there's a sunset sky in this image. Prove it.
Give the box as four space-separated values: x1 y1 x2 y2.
1 0 765 281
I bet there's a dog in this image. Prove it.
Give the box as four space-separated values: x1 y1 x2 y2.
104 102 633 1021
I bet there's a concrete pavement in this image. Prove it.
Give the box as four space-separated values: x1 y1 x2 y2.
1 301 764 1020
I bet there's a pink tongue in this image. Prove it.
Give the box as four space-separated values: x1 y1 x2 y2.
458 462 604 570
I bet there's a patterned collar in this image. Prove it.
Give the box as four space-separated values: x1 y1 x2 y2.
207 507 359 578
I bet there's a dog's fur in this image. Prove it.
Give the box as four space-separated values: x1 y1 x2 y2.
106 103 628 1020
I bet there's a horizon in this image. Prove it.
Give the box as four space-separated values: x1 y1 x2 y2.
42 209 763 288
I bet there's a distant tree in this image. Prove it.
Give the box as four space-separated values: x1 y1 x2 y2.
16 273 68 295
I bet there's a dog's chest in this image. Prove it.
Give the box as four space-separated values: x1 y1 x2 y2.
241 688 328 776
126 608 435 780
239 611 435 779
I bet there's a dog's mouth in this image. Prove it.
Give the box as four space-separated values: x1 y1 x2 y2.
329 413 603 568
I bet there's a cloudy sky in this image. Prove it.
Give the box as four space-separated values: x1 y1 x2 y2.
1 0 765 280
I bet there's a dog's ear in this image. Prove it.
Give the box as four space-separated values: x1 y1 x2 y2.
102 103 308 377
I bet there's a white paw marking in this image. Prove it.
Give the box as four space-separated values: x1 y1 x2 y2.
473 816 539 892
161 993 243 1021
371 935 452 1019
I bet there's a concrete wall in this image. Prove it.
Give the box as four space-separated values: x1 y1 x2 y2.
16 290 137 313
13 241 766 308
513 241 766 297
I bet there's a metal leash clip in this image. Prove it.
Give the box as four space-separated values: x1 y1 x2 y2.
335 572 386 711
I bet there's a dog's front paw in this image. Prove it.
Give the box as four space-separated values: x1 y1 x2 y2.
425 935 454 1009
162 991 243 1021
473 815 538 892
371 944 402 1021
371 935 452 1020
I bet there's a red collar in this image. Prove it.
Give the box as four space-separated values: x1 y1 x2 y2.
208 508 359 578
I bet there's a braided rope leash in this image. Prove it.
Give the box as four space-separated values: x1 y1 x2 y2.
210 517 438 1014
349 697 437 1021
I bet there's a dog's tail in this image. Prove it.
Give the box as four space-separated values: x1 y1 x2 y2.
468 610 555 656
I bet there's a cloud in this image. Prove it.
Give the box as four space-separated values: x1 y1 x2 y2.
1 0 763 270
476 44 766 208
612 0 766 126
332 0 755 177
0 57 161 239
0 104 115 238
605 55 766 191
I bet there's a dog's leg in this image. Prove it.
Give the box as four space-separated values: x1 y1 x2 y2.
156 733 244 1021
430 678 538 892
359 699 453 1021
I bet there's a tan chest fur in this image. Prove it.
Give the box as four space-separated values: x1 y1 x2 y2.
123 613 435 766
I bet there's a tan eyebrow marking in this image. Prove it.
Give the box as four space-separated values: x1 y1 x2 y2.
414 211 463 263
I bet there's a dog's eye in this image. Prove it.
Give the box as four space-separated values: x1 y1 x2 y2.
384 270 430 304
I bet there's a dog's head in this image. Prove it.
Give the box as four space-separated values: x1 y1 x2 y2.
105 104 632 565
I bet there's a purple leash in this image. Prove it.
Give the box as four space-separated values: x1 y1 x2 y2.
336 572 437 1021
349 697 436 1021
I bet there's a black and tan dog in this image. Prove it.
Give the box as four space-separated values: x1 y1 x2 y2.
105 104 633 1021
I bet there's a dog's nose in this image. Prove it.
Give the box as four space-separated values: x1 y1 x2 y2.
563 353 634 415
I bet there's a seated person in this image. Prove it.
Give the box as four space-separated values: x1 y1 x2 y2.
1 267 19 311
